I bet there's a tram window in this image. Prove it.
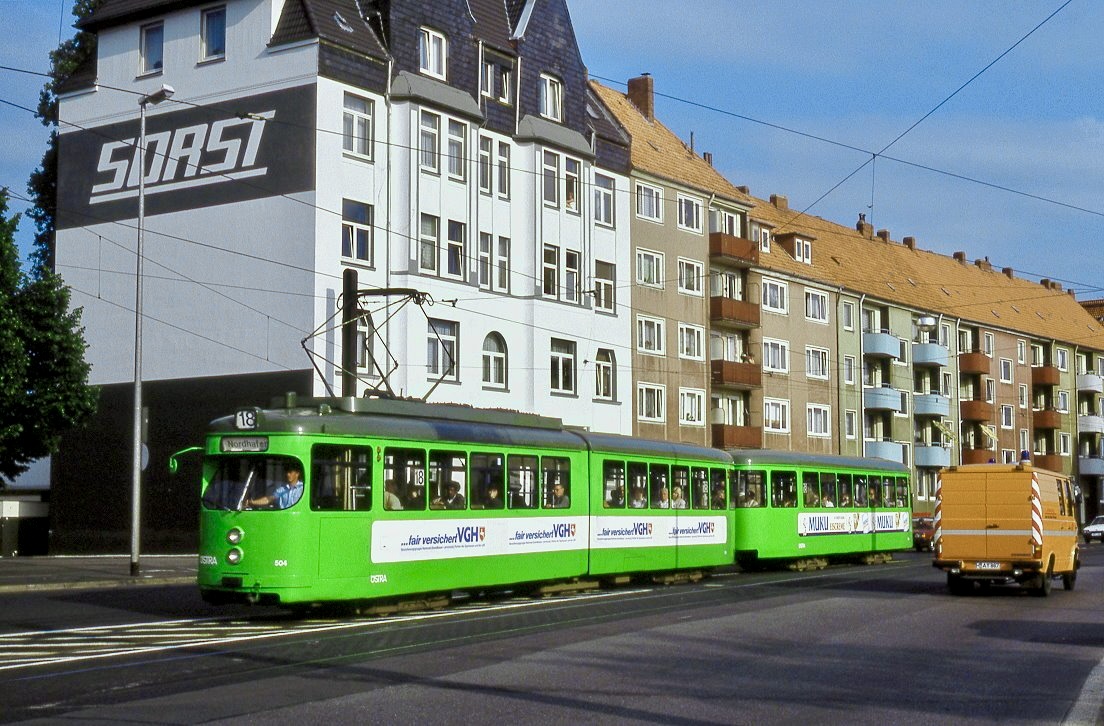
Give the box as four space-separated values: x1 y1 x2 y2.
650 464 670 508
854 475 868 506
603 460 626 508
772 470 797 508
311 445 372 511
543 457 571 508
691 467 710 509
895 478 910 507
206 456 304 511
384 448 426 511
508 454 538 509
627 462 648 508
429 450 467 509
710 468 728 509
881 477 894 508
802 472 820 507
821 473 838 508
670 466 689 509
837 474 853 507
866 477 882 507
470 453 505 509
734 470 765 508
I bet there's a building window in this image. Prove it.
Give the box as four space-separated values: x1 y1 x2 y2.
342 94 373 159
636 248 663 288
764 398 790 433
637 315 666 355
497 142 511 198
495 236 510 293
1019 383 1028 408
677 258 704 296
341 199 372 264
419 111 439 172
1000 358 1013 383
539 73 562 121
795 238 812 264
1058 390 1069 413
1020 428 1030 453
638 383 665 423
843 355 856 385
478 233 493 289
446 120 466 180
680 388 705 425
763 338 789 373
542 244 559 299
677 194 703 233
498 67 512 103
762 278 788 314
418 27 447 79
805 290 828 323
565 159 580 212
594 261 615 313
140 22 164 74
482 333 507 388
478 136 492 193
542 151 559 206
636 183 662 222
678 323 705 360
595 349 615 400
842 301 855 330
845 410 857 439
427 319 458 381
1060 432 1072 456
1001 404 1014 428
550 339 576 394
806 347 829 380
419 214 439 273
201 6 226 61
356 317 375 373
564 251 580 303
807 404 831 437
985 378 995 403
1017 340 1027 364
481 60 494 97
982 332 994 356
1057 347 1069 371
445 221 465 279
594 174 615 226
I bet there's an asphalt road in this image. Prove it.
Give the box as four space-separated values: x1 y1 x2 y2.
2 549 1103 724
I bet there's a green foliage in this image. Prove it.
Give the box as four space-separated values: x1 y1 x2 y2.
0 189 98 484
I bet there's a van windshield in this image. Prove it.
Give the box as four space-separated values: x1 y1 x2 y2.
1092 516 1104 526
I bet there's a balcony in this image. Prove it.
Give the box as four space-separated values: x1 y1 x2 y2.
961 448 994 465
1033 408 1062 430
914 393 950 418
1079 414 1104 434
711 424 762 449
708 231 759 267
912 343 949 368
1078 373 1104 394
865 386 903 412
958 351 990 376
960 399 994 421
1034 454 1063 472
1032 365 1061 387
710 359 762 389
709 296 760 329
1079 456 1104 477
915 445 951 468
863 331 900 359
865 439 903 463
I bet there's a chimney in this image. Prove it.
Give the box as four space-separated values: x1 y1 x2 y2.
876 229 891 243
975 257 992 272
736 185 749 194
627 74 654 121
903 236 916 250
1002 267 1015 279
703 151 713 166
953 251 967 263
770 194 788 211
856 213 872 238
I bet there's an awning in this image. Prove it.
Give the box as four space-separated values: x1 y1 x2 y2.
931 419 957 442
979 424 999 445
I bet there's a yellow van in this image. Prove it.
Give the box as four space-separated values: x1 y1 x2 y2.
933 462 1079 596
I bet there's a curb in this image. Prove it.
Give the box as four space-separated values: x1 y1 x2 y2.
0 576 196 595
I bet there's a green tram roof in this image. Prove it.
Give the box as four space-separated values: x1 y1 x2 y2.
209 396 728 462
726 448 909 474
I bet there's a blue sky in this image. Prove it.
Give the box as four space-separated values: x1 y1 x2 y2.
1 1 1101 298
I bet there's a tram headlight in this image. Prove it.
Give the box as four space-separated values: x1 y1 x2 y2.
227 547 243 565
226 527 244 545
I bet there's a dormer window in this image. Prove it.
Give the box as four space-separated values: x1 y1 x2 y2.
539 73 563 121
418 27 447 80
201 6 226 62
140 22 164 75
796 238 812 264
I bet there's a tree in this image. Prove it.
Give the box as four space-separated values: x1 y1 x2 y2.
0 189 97 484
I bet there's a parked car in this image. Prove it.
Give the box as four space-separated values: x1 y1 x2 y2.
1083 515 1104 543
913 516 934 551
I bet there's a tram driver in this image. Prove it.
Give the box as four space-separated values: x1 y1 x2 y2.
247 463 305 510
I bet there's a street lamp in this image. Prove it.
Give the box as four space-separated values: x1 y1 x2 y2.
131 83 174 577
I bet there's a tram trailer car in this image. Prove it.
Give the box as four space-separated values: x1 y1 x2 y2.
727 449 912 570
933 463 1079 596
186 395 734 607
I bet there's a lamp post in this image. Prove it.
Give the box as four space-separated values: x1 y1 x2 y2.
131 83 174 577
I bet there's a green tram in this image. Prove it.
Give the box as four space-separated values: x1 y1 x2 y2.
727 449 912 570
189 396 733 607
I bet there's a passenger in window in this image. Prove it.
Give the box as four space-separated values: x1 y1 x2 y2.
711 485 727 509
484 485 504 509
384 480 403 510
670 486 688 509
867 485 880 507
248 464 304 510
407 485 426 510
822 490 834 507
630 487 647 508
433 482 466 509
606 485 625 508
655 487 671 508
803 484 819 508
838 489 852 507
549 483 570 508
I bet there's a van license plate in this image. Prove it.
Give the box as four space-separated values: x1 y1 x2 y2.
975 561 1001 570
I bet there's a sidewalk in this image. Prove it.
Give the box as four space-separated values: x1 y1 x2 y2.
0 554 196 594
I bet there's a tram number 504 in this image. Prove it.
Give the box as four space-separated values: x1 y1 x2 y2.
235 409 258 430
